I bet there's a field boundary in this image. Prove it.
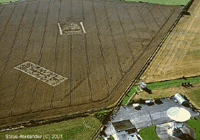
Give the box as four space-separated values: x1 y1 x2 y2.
145 74 200 85
0 107 113 133
0 0 37 5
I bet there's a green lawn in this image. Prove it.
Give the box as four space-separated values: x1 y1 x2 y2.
121 86 138 105
145 77 200 108
139 118 200 140
186 116 200 140
146 76 200 90
0 116 101 140
124 0 190 5
139 125 160 140
0 0 18 3
187 88 200 108
122 76 200 106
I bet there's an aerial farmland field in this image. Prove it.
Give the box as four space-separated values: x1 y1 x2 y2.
141 0 200 83
0 0 183 127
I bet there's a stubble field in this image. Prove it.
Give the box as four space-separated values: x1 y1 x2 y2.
141 0 200 83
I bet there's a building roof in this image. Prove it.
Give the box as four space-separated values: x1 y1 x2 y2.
112 120 136 132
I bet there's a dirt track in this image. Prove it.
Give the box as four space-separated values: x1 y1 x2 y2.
0 0 182 126
141 0 200 83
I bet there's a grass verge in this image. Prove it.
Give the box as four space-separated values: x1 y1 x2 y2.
121 86 139 106
145 76 200 90
139 125 160 140
186 116 200 140
124 0 190 5
0 116 101 140
0 0 18 3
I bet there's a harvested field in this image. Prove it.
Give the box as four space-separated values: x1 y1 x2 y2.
141 0 200 83
0 0 182 126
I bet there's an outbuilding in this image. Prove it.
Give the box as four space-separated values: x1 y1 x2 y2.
139 82 146 89
174 93 188 105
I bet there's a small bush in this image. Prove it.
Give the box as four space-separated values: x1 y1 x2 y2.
94 111 109 123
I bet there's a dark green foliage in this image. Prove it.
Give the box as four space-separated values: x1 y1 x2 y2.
94 111 109 123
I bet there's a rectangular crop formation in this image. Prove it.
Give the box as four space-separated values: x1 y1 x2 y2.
58 21 86 35
14 61 68 87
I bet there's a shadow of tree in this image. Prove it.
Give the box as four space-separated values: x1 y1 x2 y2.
155 98 163 105
178 133 195 140
142 88 152 94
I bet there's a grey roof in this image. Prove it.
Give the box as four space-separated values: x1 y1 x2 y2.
112 120 136 132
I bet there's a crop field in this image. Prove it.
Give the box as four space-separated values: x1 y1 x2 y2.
141 0 200 83
0 0 182 126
